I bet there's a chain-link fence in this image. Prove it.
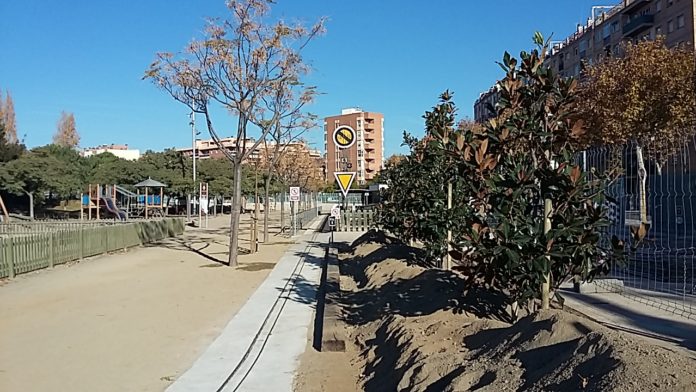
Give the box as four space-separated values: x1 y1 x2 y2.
583 137 696 320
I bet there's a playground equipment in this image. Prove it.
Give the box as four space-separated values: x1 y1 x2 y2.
0 194 8 223
82 184 129 221
81 178 167 220
134 178 167 219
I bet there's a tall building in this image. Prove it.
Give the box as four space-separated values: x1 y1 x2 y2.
473 0 695 122
545 0 695 79
473 88 499 124
324 108 384 185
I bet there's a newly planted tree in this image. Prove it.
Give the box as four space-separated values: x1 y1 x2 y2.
379 34 625 316
145 0 324 266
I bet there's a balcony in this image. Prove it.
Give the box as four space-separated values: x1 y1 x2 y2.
623 14 654 36
622 0 651 15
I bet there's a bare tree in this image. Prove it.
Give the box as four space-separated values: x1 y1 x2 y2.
53 111 80 147
258 110 317 242
1 90 18 144
144 0 324 266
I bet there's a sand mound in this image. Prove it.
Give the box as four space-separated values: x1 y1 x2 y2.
340 231 696 392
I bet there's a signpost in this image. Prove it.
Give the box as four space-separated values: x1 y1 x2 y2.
289 186 301 202
334 172 355 197
330 204 341 218
199 182 209 228
328 216 336 242
333 124 357 212
333 125 356 149
290 186 300 235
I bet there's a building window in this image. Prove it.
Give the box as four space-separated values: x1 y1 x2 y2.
668 20 674 33
667 0 673 6
656 0 663 11
656 25 663 36
610 21 619 33
677 15 685 29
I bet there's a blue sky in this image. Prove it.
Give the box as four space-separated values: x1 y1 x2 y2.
0 0 609 157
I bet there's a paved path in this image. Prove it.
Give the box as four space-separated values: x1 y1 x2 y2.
167 217 327 392
560 284 696 358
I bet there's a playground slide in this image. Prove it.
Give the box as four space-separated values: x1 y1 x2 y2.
103 197 128 221
114 185 137 197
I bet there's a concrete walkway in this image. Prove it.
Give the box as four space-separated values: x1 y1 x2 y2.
167 217 327 392
560 284 696 358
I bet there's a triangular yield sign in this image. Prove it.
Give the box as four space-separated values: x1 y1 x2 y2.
334 172 356 197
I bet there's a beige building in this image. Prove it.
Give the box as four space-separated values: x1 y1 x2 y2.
324 108 384 185
474 0 695 122
178 137 324 180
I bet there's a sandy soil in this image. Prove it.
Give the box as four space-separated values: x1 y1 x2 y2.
293 312 360 392
296 230 696 392
0 212 295 392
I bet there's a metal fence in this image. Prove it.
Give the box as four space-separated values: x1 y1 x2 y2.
584 137 696 320
293 207 321 231
0 218 185 279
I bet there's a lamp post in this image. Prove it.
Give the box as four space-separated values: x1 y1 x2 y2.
188 111 199 224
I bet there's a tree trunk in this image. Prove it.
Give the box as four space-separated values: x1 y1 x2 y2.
263 175 271 243
280 191 285 231
228 162 243 267
25 191 34 220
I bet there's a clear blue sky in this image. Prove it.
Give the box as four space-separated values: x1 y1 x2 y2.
0 0 608 157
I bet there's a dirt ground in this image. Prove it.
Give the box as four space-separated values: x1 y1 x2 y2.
0 211 294 392
295 230 696 392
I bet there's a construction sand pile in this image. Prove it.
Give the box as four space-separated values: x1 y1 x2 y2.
339 231 696 392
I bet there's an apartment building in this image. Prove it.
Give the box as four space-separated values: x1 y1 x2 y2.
547 0 695 79
473 88 500 124
324 108 385 185
473 0 695 123
81 144 141 160
178 138 323 177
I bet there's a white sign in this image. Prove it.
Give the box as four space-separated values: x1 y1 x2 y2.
289 186 301 202
330 205 341 218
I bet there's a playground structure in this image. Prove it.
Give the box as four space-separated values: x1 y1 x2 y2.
0 194 8 223
81 178 168 221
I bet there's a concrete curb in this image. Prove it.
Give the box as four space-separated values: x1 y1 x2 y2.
166 230 327 392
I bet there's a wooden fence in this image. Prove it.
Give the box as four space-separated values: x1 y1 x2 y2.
336 210 376 232
0 218 185 279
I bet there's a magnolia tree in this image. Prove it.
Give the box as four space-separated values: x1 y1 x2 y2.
379 34 626 317
144 0 324 266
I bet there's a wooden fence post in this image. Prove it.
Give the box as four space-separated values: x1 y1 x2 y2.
79 226 84 260
49 232 55 268
8 237 15 278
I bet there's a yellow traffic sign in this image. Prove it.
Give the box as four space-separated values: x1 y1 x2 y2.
334 172 356 197
333 125 356 149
